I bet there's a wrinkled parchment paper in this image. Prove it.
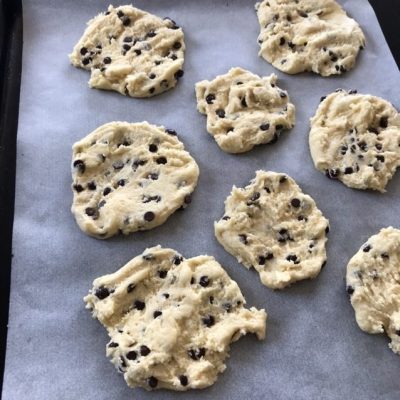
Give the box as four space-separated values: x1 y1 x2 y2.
3 0 400 398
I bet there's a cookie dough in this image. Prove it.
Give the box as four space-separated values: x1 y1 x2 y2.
71 122 199 239
215 171 329 289
346 227 400 355
69 5 185 97
309 90 400 192
84 246 267 391
255 0 365 76
195 67 295 153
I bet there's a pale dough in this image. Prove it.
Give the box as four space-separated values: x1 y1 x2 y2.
309 90 400 192
195 67 295 153
255 0 365 76
346 227 400 355
71 122 199 239
215 170 329 289
84 246 267 391
69 5 185 97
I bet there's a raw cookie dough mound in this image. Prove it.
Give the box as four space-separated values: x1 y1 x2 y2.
346 227 400 355
255 0 365 76
71 122 199 239
215 171 329 289
195 67 295 153
69 5 185 97
309 90 400 192
84 246 267 391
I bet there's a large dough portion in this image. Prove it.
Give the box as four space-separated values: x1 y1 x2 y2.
346 227 400 355
195 67 295 153
84 246 267 391
71 122 199 239
69 5 185 97
309 90 400 192
255 0 365 76
215 171 329 289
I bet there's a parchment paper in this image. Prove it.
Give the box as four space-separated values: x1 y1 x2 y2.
3 0 400 399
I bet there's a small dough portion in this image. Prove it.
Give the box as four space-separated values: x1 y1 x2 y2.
309 90 400 192
71 122 199 239
84 246 267 391
215 171 329 289
346 227 400 355
195 67 295 153
255 0 365 76
69 5 185 97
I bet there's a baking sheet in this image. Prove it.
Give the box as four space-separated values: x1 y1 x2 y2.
3 0 400 398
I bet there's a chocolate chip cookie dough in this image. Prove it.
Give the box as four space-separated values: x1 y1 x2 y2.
71 122 199 239
84 246 267 391
215 171 329 289
346 227 400 355
69 5 185 97
309 90 400 192
255 0 365 76
195 67 295 153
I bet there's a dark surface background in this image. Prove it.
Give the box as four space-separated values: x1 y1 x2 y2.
0 0 398 394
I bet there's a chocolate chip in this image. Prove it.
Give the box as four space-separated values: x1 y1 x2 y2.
117 10 124 17
363 244 371 252
153 311 162 319
277 228 291 243
190 277 195 284
165 128 177 136
148 173 158 180
238 234 248 245
216 109 225 118
251 192 260 201
163 293 170 298
120 356 127 369
173 41 182 49
279 175 287 183
108 342 119 348
126 350 137 360
346 286 354 295
381 252 389 259
170 54 178 60
188 347 206 360
199 276 210 287
158 270 167 279
149 144 158 152
279 37 285 45
291 198 301 208
206 94 215 104
260 123 270 131
98 200 106 209
179 375 188 386
320 96 327 102
298 10 308 17
73 184 84 193
103 57 111 64
286 254 298 263
82 57 91 66
174 69 184 79
127 283 135 293
325 226 330 234
95 286 110 300
358 141 367 151
117 179 126 187
144 211 155 222
123 36 133 42
222 215 230 220
344 167 354 174
156 156 167 164
140 345 151 356
134 49 142 56
375 143 382 150
184 194 192 204
326 168 340 179
223 303 232 312
379 116 388 128
85 207 97 217
266 252 274 260
202 315 215 327
113 160 124 170
258 255 266 265
134 300 145 310
160 79 168 87
173 255 183 265
132 159 147 170
376 155 385 162
122 44 131 51
103 187 111 196
73 159 86 173
148 376 158 388
149 73 156 79
147 30 156 38
80 47 88 55
368 126 379 134
279 92 287 98
288 41 295 49
241 97 247 107
121 16 130 26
